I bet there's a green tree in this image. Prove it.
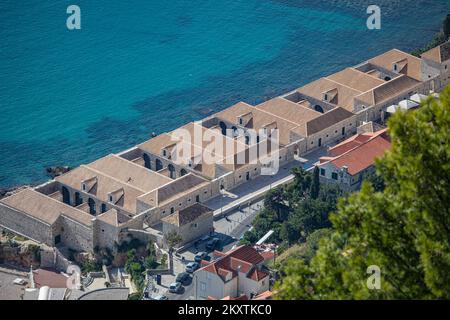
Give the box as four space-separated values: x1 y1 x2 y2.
310 166 320 199
165 231 182 249
280 221 298 245
443 13 450 39
275 88 450 299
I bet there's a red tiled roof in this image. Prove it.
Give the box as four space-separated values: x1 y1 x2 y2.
323 129 391 175
230 257 253 273
196 245 265 282
328 132 374 157
260 251 275 261
248 268 269 281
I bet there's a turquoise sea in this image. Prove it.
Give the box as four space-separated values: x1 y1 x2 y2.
0 0 449 187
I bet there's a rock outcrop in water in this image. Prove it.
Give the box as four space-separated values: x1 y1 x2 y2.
46 166 71 178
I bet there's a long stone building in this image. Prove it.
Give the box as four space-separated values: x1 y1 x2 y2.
1 42 449 254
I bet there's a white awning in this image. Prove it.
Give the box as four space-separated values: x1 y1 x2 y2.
386 105 400 113
398 99 419 110
409 93 427 104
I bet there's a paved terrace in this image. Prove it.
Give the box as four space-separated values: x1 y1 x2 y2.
205 146 328 219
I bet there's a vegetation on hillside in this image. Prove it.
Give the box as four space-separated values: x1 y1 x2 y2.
240 164 345 253
275 87 450 299
411 13 449 57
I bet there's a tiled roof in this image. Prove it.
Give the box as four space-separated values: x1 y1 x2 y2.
321 129 391 175
138 133 175 156
421 41 450 63
328 132 375 156
368 49 422 81
196 245 265 282
248 268 268 281
214 102 300 146
326 68 385 92
156 173 209 204
256 97 321 126
87 154 171 192
56 166 145 214
161 203 212 227
305 107 355 136
297 78 362 111
0 188 93 226
97 208 130 227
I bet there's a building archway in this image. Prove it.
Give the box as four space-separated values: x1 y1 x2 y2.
101 203 107 213
219 121 227 136
168 164 176 179
62 186 70 205
75 192 83 206
155 159 163 171
314 105 324 113
180 168 188 176
143 153 151 169
88 198 96 215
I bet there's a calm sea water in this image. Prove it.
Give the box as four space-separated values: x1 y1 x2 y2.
0 0 448 187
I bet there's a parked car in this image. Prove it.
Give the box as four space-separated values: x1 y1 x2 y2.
185 262 200 273
169 282 183 294
206 237 220 250
12 278 26 285
176 272 191 286
152 295 168 300
194 251 210 262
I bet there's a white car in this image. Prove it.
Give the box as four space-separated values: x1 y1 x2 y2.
13 278 26 285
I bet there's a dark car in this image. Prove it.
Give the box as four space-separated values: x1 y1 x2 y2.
194 251 210 262
168 282 182 294
206 237 220 250
175 272 191 286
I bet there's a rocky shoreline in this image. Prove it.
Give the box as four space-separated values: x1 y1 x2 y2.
0 166 71 200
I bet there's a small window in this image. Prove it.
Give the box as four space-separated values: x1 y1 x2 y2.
204 190 208 194
82 184 86 191
311 141 314 145
254 168 257 171
239 175 242 179
445 65 448 70
188 198 191 202
109 195 113 202
320 168 326 176
170 207 174 214
162 210 166 214
163 150 167 157
332 172 338 180
239 118 243 125
179 203 182 206
102 229 105 232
